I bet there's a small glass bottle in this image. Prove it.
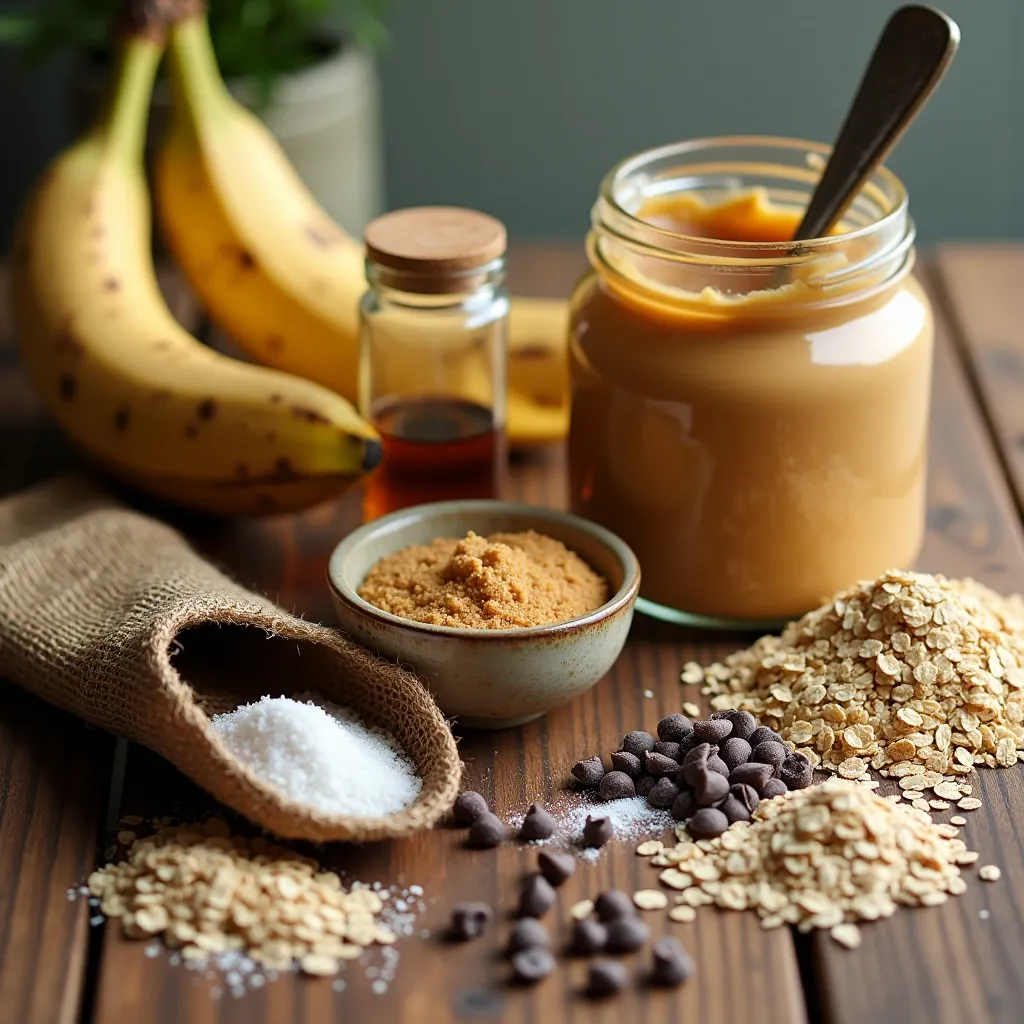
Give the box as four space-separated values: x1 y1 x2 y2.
359 206 509 520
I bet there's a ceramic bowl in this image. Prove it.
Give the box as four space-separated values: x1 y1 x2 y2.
327 500 640 729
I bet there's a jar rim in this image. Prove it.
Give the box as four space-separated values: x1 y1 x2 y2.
598 134 910 258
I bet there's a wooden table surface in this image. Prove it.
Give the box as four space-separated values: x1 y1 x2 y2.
3 244 1024 1024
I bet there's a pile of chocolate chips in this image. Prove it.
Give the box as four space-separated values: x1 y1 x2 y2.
571 710 813 840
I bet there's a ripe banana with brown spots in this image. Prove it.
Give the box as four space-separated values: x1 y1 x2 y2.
155 11 570 446
10 31 381 517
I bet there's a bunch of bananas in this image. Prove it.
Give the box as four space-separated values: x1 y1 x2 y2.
10 6 569 516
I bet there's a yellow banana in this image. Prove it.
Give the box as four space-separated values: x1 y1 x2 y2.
10 30 380 517
155 12 570 446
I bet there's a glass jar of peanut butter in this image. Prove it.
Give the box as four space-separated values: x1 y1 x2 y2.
569 137 932 628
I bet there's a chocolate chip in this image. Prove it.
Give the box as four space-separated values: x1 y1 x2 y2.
750 740 788 772
779 751 813 790
610 750 642 777
731 782 760 814
619 730 657 758
646 777 680 808
653 741 682 762
587 959 629 996
468 812 506 848
692 718 733 743
450 902 492 940
512 947 556 983
711 709 758 741
453 791 489 825
671 790 696 821
717 736 752 771
681 742 714 786
706 754 731 777
760 777 789 799
688 807 729 839
582 814 614 848
730 761 775 790
594 889 635 921
599 770 636 801
635 774 656 797
572 756 606 787
508 917 550 953
675 731 700 757
694 769 730 807
748 726 784 748
605 916 650 953
644 751 680 777
518 874 557 918
537 850 575 887
519 803 557 841
651 936 695 986
570 917 608 955
719 783 759 823
657 714 693 743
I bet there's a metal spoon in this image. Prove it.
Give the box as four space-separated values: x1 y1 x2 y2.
793 5 960 243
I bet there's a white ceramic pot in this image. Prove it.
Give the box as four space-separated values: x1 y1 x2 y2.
71 39 383 237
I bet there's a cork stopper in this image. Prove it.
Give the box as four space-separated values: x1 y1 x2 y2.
364 207 507 294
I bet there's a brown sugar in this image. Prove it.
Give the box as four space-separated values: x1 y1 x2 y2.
358 530 608 629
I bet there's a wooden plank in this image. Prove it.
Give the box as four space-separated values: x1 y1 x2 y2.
90 250 807 1023
808 266 1024 1024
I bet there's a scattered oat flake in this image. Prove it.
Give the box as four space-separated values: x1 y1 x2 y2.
958 798 983 811
633 890 668 911
669 905 696 923
570 900 594 920
116 831 136 845
979 865 1002 882
636 840 664 857
682 702 702 718
950 816 967 826
830 923 862 949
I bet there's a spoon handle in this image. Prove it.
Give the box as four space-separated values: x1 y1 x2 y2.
793 5 960 242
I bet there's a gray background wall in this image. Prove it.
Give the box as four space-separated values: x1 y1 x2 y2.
1 0 1021 246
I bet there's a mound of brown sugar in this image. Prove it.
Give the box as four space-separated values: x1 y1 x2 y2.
358 530 608 629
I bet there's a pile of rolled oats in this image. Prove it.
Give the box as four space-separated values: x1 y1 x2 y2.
686 570 1024 779
643 779 976 947
88 819 398 977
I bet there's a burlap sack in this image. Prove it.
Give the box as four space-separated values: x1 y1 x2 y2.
0 476 461 842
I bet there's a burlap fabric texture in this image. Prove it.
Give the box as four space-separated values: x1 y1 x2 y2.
0 476 461 842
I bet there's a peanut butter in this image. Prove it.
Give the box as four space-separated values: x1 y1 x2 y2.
569 184 932 623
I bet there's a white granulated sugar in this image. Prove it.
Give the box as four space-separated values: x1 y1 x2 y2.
211 695 421 816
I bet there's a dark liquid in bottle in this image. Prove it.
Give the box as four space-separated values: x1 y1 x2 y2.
363 396 506 520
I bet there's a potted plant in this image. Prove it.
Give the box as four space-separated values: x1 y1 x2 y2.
0 0 388 235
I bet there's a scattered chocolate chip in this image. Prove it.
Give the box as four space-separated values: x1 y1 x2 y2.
450 902 492 940
692 718 732 743
694 769 730 807
681 743 714 786
610 750 642 777
512 947 556 983
644 751 680 777
651 936 695 986
594 889 635 922
657 714 693 743
711 709 758 740
468 812 506 848
582 814 614 848
453 791 489 825
570 917 608 955
605 916 650 953
519 803 556 841
748 726 784 748
619 731 657 758
572 756 606 787
730 761 775 791
688 807 729 839
537 850 575 887
587 959 629 997
599 770 636 801
635 774 656 798
671 790 696 821
518 874 557 918
646 777 681 808
706 754 731 777
760 777 789 799
779 751 813 790
653 741 682 761
508 917 550 953
717 736 752 771
750 740 788 772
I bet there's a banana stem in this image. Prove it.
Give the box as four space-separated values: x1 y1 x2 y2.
166 14 233 123
98 38 163 162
